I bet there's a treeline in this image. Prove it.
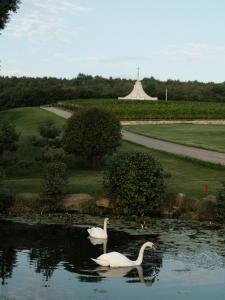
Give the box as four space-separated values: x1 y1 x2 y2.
1 73 225 108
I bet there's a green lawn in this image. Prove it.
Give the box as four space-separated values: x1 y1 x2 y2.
124 124 225 153
5 170 103 197
0 107 66 134
120 142 225 199
4 141 225 199
63 99 225 120
2 106 225 199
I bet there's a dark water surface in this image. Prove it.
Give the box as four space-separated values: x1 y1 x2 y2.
0 218 225 300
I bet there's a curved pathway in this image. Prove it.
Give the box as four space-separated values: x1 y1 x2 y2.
42 106 225 166
122 130 225 166
42 106 72 119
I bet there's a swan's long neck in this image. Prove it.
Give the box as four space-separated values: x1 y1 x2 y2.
103 219 108 233
134 243 150 266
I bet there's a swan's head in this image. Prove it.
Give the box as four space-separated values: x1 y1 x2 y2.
144 242 156 250
105 217 110 224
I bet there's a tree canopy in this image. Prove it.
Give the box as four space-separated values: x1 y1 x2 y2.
63 107 121 165
0 0 21 31
1 74 225 108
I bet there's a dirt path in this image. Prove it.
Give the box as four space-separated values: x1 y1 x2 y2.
42 106 225 166
41 106 72 119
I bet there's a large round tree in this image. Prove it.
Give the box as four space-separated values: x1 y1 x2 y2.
104 151 167 216
63 108 121 165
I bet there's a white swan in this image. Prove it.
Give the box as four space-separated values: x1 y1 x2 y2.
87 218 109 239
91 241 156 267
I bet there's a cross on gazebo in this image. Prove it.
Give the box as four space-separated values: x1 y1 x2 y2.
137 66 140 80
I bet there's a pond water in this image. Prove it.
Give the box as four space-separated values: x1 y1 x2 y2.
0 218 225 300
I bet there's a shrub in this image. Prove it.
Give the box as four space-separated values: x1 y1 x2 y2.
216 182 225 221
41 161 68 211
103 151 167 216
0 187 15 213
38 119 61 140
63 108 121 166
195 195 217 221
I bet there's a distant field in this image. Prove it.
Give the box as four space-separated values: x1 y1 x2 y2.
124 124 225 153
0 107 66 134
64 99 225 120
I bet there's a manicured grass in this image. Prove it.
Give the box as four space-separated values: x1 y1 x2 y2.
5 170 103 197
0 107 66 134
124 124 225 153
63 99 225 120
120 141 225 199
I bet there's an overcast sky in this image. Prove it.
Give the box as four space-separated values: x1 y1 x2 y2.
1 0 225 82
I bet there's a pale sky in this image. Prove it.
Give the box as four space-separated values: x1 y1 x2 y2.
1 0 225 82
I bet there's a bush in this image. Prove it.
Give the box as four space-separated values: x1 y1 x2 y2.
41 161 68 211
63 108 121 166
38 119 61 140
103 152 167 216
0 187 15 213
216 182 225 221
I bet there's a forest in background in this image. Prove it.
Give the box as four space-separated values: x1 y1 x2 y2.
1 73 225 108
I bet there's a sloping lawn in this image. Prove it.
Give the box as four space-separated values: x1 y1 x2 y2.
0 107 66 134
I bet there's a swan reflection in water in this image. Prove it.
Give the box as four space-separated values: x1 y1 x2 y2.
96 265 157 287
88 236 107 254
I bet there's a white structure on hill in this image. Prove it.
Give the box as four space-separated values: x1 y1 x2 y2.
118 67 158 101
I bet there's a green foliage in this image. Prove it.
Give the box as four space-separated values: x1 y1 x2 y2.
41 161 68 210
0 121 19 157
0 187 15 213
2 74 225 108
32 120 64 164
63 108 121 165
38 119 61 140
104 151 167 216
38 146 66 164
216 182 225 221
0 0 20 30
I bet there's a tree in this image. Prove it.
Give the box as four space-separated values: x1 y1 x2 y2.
38 119 61 141
0 121 19 176
63 108 121 166
31 120 68 210
0 0 21 31
0 121 19 158
41 161 68 210
104 152 167 216
32 119 64 163
0 121 18 213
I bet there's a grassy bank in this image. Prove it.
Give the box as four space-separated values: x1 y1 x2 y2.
4 141 225 199
124 124 225 153
63 99 225 120
0 107 66 134
1 106 225 200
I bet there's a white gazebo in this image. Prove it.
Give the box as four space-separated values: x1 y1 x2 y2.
118 67 158 101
